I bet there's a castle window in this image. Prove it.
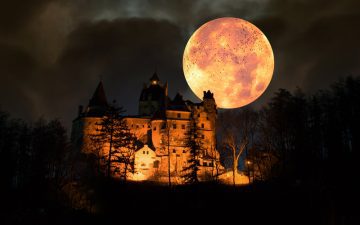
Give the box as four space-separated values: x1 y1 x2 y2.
209 162 214 167
147 151 149 154
203 162 208 166
198 114 200 117
143 151 145 154
161 123 166 130
182 150 186 153
201 123 204 128
153 126 156 131
181 124 185 129
201 134 205 139
153 160 159 168
173 149 176 153
143 125 145 128
136 125 139 128
172 124 176 129
206 117 209 120
148 124 150 128
177 113 181 118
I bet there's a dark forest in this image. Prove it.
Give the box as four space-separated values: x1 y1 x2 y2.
1 76 359 224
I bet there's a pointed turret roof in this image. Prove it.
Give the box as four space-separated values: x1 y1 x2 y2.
168 92 190 111
89 81 108 107
85 81 109 117
150 72 160 82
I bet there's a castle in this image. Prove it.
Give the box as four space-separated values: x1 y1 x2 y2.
71 73 223 183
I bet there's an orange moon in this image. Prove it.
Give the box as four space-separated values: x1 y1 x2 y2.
183 17 274 108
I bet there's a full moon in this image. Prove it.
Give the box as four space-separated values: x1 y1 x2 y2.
183 17 274 108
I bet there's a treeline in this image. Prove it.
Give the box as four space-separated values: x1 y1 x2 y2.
218 76 360 187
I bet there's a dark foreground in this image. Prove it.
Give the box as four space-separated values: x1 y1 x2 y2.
2 180 359 225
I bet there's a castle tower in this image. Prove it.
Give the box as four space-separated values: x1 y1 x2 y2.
202 90 217 155
71 81 109 153
138 72 168 116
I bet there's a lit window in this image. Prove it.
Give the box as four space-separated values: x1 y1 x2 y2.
181 124 185 129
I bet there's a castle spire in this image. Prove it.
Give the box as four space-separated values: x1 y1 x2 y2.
89 81 108 107
150 72 160 85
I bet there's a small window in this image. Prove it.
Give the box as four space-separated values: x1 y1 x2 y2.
209 162 214 167
201 123 204 128
147 151 149 154
143 125 145 128
161 123 166 130
177 113 181 118
143 151 145 154
181 124 185 129
173 124 176 129
202 135 205 139
198 114 200 117
206 117 209 120
136 125 139 128
182 150 186 153
153 160 159 168
148 124 151 128
153 126 157 131
141 163 146 167
173 149 176 153
203 162 208 166
160 139 163 144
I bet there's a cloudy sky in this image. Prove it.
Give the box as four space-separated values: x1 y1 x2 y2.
1 0 360 129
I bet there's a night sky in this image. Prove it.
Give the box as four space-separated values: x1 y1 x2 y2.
1 0 360 129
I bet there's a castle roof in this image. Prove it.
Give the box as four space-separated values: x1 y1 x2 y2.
86 81 109 116
139 84 166 101
89 81 108 107
167 93 190 111
150 72 160 82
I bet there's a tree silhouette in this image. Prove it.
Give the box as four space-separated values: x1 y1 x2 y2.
90 103 138 180
181 117 203 184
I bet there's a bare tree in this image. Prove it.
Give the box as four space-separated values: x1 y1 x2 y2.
161 119 176 187
220 108 258 185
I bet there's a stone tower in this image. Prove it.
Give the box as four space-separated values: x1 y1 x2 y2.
71 81 109 153
138 72 168 117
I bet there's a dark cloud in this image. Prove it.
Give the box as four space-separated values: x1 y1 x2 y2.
1 0 360 129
